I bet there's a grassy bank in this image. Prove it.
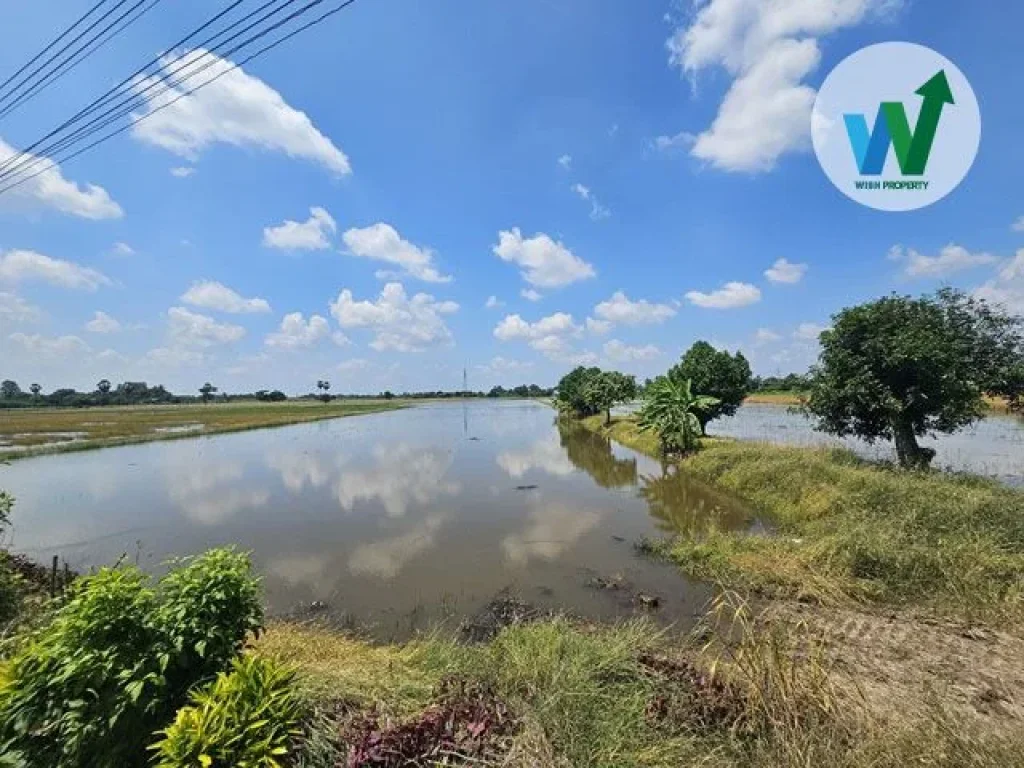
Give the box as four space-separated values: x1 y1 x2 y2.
580 415 1024 621
743 391 806 406
0 399 408 460
256 609 1023 767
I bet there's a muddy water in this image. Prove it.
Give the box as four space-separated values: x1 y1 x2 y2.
0 401 751 640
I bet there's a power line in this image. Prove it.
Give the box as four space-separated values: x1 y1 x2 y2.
0 0 111 99
0 0 298 183
0 0 249 180
0 0 311 185
0 0 140 115
0 0 359 199
0 0 163 122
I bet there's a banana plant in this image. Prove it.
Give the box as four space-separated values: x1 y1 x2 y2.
637 376 720 456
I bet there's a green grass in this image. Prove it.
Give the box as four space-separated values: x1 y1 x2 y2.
257 611 1024 768
0 400 407 460
580 415 1024 620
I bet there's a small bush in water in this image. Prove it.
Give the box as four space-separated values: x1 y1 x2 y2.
0 548 262 768
151 655 302 768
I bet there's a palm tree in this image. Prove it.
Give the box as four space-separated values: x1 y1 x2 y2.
199 382 217 404
29 383 41 403
637 377 720 457
316 380 331 404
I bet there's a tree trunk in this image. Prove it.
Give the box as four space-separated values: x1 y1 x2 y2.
892 416 933 470
605 407 611 426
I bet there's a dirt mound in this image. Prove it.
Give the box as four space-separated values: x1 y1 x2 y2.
763 602 1024 726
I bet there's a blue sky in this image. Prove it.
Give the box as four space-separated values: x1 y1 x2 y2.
1 0 1022 395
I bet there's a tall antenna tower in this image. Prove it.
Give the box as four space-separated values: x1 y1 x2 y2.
463 366 467 394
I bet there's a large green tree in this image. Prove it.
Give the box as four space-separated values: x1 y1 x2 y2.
555 367 636 422
668 342 752 434
805 289 1024 469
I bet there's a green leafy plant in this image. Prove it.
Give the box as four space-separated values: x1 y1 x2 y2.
0 548 262 767
156 548 264 707
638 377 720 456
669 341 752 434
0 554 25 627
151 655 302 768
0 490 12 533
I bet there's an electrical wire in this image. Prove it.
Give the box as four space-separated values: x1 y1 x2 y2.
0 0 358 199
0 0 163 122
0 0 138 113
0 0 299 183
0 0 111 100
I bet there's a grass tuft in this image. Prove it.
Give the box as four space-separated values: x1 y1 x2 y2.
583 415 1024 620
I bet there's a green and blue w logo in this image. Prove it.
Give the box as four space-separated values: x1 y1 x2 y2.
843 71 954 176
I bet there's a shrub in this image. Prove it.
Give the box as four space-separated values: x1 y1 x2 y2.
151 655 302 768
0 490 12 532
156 548 264 707
0 554 25 626
0 548 262 767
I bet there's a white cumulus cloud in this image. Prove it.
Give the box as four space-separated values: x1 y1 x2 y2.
130 49 351 174
494 312 581 342
520 288 542 302
764 257 807 284
85 310 122 334
8 332 90 358
594 291 676 326
181 279 271 314
485 295 504 309
975 250 1024 314
265 312 333 348
342 222 451 283
665 0 897 172
793 322 830 341
685 281 761 309
493 312 588 361
888 244 998 278
330 282 458 352
170 166 195 178
603 339 661 362
0 138 123 220
263 207 337 251
0 249 111 291
493 228 595 288
0 292 42 325
167 306 245 348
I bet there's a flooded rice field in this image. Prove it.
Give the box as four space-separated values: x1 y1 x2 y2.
1 401 750 640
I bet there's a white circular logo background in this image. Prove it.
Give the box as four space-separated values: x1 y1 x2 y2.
812 42 981 212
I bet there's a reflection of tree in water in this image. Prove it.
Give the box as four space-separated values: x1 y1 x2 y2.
638 467 749 536
557 420 638 489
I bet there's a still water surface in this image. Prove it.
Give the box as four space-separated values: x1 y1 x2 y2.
1 401 749 639
713 404 1024 486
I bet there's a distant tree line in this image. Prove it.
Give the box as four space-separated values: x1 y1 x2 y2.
0 379 180 409
750 373 812 392
0 378 558 408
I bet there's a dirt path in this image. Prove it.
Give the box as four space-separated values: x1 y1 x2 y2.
763 601 1024 726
